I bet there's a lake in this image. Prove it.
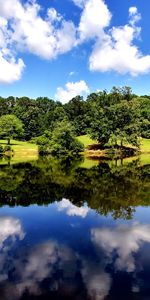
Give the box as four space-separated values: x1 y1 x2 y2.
0 155 150 300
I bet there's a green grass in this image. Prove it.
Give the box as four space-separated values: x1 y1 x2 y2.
140 138 150 153
0 139 38 165
77 135 150 153
77 135 98 148
0 139 37 150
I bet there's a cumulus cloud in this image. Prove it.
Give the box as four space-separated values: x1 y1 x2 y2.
78 0 111 41
91 222 150 272
0 0 77 83
55 80 89 103
129 7 141 26
0 56 25 84
88 4 150 76
0 0 150 84
57 198 89 218
72 0 85 8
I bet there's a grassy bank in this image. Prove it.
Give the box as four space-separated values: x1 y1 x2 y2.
77 135 150 156
0 140 38 164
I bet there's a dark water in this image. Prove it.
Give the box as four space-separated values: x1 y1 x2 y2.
0 156 150 300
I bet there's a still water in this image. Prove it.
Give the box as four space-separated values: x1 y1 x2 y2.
0 155 150 300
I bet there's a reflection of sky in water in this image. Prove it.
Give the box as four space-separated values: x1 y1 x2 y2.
0 201 150 299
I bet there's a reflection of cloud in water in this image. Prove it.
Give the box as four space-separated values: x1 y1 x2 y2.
57 198 89 218
92 222 150 272
1 241 77 299
0 216 24 248
1 215 150 299
0 216 25 283
81 260 111 300
0 237 112 300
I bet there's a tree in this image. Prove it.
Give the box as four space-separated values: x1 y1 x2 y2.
0 114 24 144
138 97 150 138
38 120 84 156
89 88 141 147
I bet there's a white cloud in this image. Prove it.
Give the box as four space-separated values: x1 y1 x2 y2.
0 0 150 84
72 0 85 8
0 55 25 84
55 80 89 103
129 6 141 26
57 198 89 218
0 0 77 83
129 7 138 15
89 6 150 76
91 222 150 272
10 2 77 60
78 0 111 41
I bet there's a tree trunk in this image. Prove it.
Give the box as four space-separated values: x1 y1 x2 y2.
121 140 123 148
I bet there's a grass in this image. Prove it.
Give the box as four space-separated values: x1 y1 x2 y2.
0 139 38 165
77 135 98 148
140 138 150 153
77 135 150 153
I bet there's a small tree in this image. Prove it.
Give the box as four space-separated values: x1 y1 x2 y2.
0 114 24 144
50 120 84 155
38 120 84 156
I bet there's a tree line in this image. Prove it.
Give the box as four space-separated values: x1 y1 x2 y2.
0 86 149 152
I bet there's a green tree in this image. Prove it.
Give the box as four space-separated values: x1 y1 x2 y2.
89 88 140 147
0 114 24 144
38 120 84 156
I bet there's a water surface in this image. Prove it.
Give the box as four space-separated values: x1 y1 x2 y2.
0 156 150 300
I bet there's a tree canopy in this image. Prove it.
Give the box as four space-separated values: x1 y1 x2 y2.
0 87 149 149
0 114 24 144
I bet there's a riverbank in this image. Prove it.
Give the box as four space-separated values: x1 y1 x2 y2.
0 139 38 164
77 135 150 158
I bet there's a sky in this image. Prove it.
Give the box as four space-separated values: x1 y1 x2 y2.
0 0 150 102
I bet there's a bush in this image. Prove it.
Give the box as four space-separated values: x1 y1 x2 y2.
38 145 51 155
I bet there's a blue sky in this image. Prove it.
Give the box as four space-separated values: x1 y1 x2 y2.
0 0 150 102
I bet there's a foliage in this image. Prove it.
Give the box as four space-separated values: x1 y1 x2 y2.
77 135 98 148
0 158 150 220
88 90 141 147
38 120 84 156
0 139 38 165
0 114 24 144
0 87 149 149
138 97 150 138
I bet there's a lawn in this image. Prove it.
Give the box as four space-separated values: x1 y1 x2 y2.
140 138 150 153
0 139 38 165
77 135 98 148
77 135 150 153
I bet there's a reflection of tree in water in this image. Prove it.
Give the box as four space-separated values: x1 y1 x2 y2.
0 158 150 219
0 166 25 192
